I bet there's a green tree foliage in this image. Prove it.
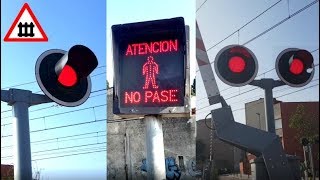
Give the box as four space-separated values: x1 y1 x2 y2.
289 104 318 144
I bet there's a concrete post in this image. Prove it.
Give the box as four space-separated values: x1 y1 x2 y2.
1 89 53 180
12 102 32 180
145 115 166 180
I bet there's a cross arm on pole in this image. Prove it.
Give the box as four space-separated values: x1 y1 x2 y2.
30 93 53 106
249 79 286 89
1 90 10 102
1 88 52 106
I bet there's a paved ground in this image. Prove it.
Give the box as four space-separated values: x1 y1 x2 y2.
218 174 320 180
218 174 252 180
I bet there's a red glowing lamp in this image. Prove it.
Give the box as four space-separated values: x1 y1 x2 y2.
228 56 246 73
214 45 258 87
275 48 314 87
35 45 98 107
289 58 304 75
58 65 78 87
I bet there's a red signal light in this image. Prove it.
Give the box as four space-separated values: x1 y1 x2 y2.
289 58 304 75
58 65 78 87
214 45 258 87
228 56 246 73
35 45 98 107
275 48 314 87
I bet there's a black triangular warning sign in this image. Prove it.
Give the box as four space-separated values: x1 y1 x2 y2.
4 3 48 42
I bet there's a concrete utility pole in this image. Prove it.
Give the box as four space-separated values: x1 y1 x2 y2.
1 89 52 180
145 115 166 180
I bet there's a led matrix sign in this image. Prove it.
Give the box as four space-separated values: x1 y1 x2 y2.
112 17 186 114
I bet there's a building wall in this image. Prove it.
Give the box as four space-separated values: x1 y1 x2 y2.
107 89 196 180
245 98 282 133
1 164 14 179
280 102 319 172
245 99 319 175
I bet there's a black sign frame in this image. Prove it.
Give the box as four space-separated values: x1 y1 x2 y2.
112 17 189 117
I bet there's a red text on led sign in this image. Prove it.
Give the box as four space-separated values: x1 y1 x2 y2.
125 89 179 104
126 39 178 56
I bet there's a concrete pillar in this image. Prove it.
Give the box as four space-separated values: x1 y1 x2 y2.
145 115 166 180
12 102 32 180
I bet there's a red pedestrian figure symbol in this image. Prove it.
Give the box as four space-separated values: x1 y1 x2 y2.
143 56 159 89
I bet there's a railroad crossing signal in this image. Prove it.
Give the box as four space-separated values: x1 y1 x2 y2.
214 45 258 87
112 17 187 115
35 45 98 107
275 48 315 87
4 3 48 42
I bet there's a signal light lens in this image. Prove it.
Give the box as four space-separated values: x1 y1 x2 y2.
214 45 258 87
289 58 304 75
275 48 314 87
228 56 246 73
58 65 78 87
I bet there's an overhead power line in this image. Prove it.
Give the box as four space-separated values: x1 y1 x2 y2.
32 149 106 161
206 0 283 52
2 141 106 159
1 103 106 125
1 89 106 118
196 0 208 12
1 118 107 138
231 83 319 113
196 0 318 72
2 130 106 149
243 0 319 46
2 148 107 162
197 80 319 113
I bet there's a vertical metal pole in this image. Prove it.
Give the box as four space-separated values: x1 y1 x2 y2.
303 146 309 179
12 101 32 180
308 145 315 180
145 115 166 180
264 87 275 133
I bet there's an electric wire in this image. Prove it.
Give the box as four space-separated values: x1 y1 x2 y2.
1 130 106 149
1 103 106 126
1 118 107 138
1 90 107 120
197 80 319 113
196 0 208 12
196 1 318 72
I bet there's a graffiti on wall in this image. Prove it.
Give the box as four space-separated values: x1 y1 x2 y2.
141 157 181 180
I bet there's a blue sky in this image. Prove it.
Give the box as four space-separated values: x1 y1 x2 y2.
1 0 106 179
196 0 319 123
